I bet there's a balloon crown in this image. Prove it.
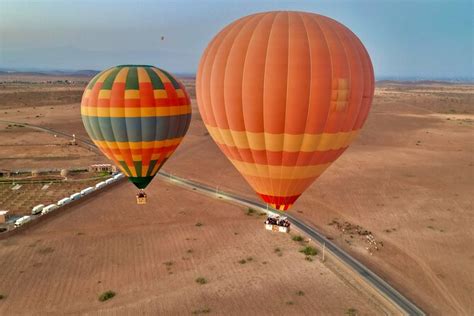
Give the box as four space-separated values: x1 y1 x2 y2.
115 64 154 68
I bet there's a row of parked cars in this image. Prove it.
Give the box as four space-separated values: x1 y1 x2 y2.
14 173 124 228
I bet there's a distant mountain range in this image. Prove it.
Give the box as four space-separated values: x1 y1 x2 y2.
0 69 471 83
0 69 100 77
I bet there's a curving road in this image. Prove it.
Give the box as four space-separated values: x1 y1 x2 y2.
1 119 425 315
160 172 425 315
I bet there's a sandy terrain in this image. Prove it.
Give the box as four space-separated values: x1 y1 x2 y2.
0 123 105 170
169 82 474 315
0 74 473 315
0 180 381 315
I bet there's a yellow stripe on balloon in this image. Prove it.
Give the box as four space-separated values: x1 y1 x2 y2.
96 68 116 83
83 89 92 98
150 153 162 160
81 105 191 117
137 67 151 83
115 67 129 82
141 165 149 177
128 165 137 177
150 161 162 175
152 68 171 83
98 90 111 99
124 90 140 99
154 89 168 98
206 125 359 152
94 138 183 150
229 160 331 179
176 89 185 98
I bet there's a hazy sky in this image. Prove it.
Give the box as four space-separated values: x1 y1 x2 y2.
0 0 472 78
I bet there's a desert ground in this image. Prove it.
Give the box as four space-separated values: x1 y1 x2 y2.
0 179 383 315
0 74 473 315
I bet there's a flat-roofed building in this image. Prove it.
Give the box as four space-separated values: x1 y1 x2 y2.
0 210 9 224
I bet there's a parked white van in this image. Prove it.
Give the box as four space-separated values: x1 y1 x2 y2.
15 215 32 227
31 204 45 215
95 181 106 189
80 187 95 196
41 204 58 215
57 197 71 206
105 178 115 185
70 193 81 201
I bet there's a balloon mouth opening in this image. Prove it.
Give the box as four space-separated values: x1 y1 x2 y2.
257 193 300 211
128 176 154 189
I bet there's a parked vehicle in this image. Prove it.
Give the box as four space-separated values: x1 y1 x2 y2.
57 197 71 206
113 173 124 180
41 204 58 215
15 215 32 227
80 187 95 196
105 178 115 185
95 181 106 189
70 193 81 201
31 204 45 215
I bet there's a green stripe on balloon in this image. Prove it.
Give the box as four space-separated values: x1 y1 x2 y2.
125 67 139 89
102 67 121 90
145 67 165 89
146 159 159 176
82 114 191 142
119 161 132 177
159 68 181 89
134 161 142 177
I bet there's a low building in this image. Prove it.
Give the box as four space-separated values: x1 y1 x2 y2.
0 210 8 224
88 164 117 173
0 169 11 178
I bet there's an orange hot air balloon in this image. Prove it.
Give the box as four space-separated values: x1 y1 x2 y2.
196 11 374 211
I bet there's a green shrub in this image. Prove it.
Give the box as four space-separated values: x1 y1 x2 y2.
192 308 211 314
292 235 304 242
305 256 313 262
238 259 246 264
296 290 305 296
195 222 203 227
0 294 5 300
246 208 256 216
98 290 116 302
345 308 358 316
195 277 207 285
300 246 318 256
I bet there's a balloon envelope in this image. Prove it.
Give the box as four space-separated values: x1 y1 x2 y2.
81 65 191 189
196 11 374 210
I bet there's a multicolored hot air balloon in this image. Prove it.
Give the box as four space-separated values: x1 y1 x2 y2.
81 65 191 202
196 11 374 211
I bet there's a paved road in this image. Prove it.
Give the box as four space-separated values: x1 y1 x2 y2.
1 119 425 315
160 172 425 315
